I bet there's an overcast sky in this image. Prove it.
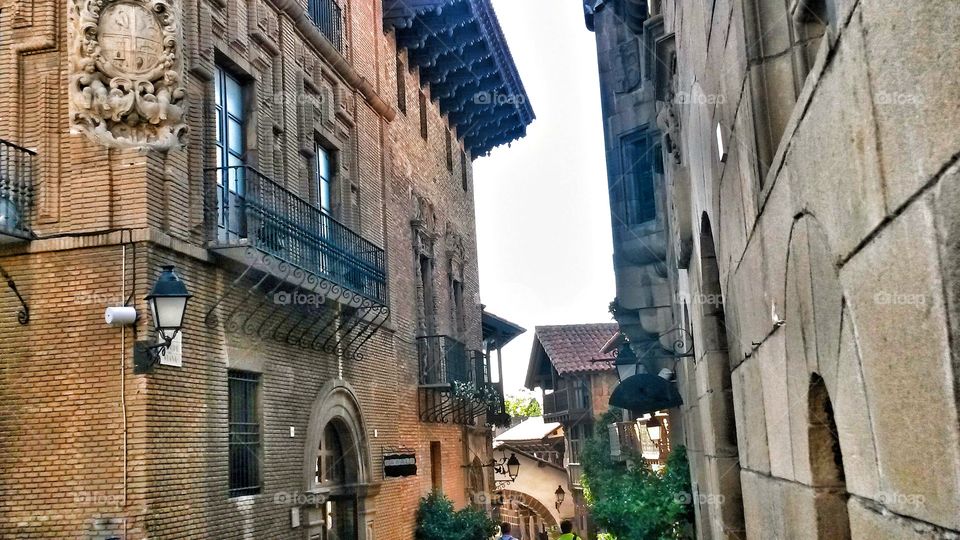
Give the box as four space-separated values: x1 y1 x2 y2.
473 0 616 396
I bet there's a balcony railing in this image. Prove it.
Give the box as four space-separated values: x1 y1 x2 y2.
208 166 386 303
417 335 472 386
568 463 583 488
308 0 345 53
0 139 36 241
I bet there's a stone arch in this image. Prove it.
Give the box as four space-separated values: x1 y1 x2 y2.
303 379 373 489
498 489 560 537
302 379 378 540
694 213 745 538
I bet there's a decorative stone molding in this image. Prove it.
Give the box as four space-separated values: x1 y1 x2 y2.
69 0 187 150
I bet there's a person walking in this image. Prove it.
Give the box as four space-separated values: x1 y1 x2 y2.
556 520 581 540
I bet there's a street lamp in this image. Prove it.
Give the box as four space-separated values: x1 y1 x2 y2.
506 453 520 481
646 417 663 441
554 485 565 510
135 265 192 373
614 343 640 383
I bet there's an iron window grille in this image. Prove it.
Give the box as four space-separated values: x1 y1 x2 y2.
229 370 261 497
308 0 345 54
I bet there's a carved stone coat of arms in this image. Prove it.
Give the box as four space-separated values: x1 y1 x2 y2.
69 0 187 149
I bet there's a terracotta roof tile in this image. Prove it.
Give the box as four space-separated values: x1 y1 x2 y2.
534 323 619 375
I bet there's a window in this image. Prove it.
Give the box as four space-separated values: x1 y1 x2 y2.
430 441 442 491
445 130 453 171
308 0 345 53
419 255 436 334
620 131 657 225
452 279 465 335
572 377 591 410
396 55 407 114
460 149 469 191
315 143 333 213
215 66 246 241
313 421 360 539
419 91 428 140
228 371 261 496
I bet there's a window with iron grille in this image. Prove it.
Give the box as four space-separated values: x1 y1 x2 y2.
419 91 428 140
308 0 344 53
396 56 406 114
229 371 261 497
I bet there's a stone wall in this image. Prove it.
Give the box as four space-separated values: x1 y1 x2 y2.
591 0 960 537
0 0 498 537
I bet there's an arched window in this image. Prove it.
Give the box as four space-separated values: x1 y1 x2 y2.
316 420 356 486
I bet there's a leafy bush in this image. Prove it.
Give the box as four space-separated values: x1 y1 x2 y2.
504 391 542 418
580 410 694 540
415 491 498 540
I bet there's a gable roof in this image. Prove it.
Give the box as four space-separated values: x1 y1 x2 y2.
525 323 618 388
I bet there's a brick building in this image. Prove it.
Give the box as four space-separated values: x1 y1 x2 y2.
0 0 533 537
586 0 960 538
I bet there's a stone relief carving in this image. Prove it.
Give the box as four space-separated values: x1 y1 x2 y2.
70 0 187 149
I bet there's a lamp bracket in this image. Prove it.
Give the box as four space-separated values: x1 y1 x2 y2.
133 334 175 374
0 265 29 325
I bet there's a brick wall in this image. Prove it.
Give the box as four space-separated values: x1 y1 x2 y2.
0 0 496 537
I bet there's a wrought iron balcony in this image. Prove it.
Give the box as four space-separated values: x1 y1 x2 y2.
308 0 345 53
208 166 386 304
0 139 36 243
417 335 472 387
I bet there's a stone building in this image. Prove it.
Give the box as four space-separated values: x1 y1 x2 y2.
0 0 533 537
586 0 960 538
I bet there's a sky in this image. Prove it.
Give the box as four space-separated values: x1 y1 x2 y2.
473 0 616 396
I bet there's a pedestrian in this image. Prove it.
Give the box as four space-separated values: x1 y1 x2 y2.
556 520 581 540
500 521 517 540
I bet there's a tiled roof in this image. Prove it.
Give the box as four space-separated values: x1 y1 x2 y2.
534 323 619 375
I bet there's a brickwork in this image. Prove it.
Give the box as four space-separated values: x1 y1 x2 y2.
0 0 509 537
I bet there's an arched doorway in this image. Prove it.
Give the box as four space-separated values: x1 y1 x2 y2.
303 380 377 540
695 215 745 538
808 374 851 538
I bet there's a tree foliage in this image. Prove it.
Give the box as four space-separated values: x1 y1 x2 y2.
579 410 695 540
504 392 542 418
415 491 498 540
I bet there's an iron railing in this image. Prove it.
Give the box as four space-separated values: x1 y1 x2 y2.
208 166 386 303
0 139 36 239
417 335 471 386
308 0 345 53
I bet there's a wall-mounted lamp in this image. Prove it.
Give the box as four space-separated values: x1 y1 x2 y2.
646 417 663 442
134 265 191 373
555 485 566 510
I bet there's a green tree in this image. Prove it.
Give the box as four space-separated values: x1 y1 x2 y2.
579 410 695 540
415 491 498 540
504 392 542 418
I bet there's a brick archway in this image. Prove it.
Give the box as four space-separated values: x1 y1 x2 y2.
499 489 560 537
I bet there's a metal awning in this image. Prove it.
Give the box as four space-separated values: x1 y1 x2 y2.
609 372 682 414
